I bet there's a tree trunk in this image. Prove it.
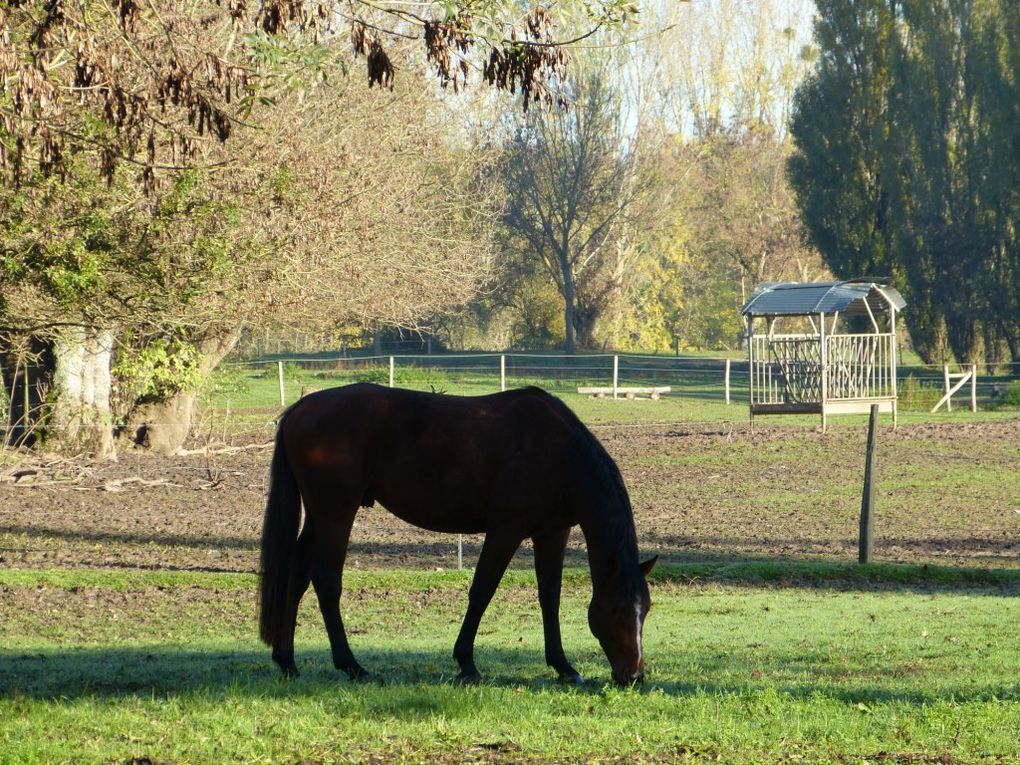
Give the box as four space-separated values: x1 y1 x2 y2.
561 254 576 355
999 318 1019 364
982 322 1008 373
47 329 116 459
573 305 598 349
945 313 982 365
2 330 115 457
904 301 948 364
124 331 240 455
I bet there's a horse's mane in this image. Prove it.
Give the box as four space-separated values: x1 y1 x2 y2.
519 388 640 572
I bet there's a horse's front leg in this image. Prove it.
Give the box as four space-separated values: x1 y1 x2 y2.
533 528 582 683
453 530 521 682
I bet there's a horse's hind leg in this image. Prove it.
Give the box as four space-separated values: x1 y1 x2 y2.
272 532 311 677
306 506 370 681
533 528 582 683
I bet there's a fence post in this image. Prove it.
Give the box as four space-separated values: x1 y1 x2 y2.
457 535 463 570
277 361 286 407
389 356 395 388
970 363 977 412
724 358 731 405
859 404 879 564
500 355 506 392
943 364 952 412
613 355 619 400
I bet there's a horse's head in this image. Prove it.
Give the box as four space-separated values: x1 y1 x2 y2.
588 555 657 685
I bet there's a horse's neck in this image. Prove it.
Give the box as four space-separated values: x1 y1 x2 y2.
578 505 639 595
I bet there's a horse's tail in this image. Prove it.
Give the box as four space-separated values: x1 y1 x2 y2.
259 412 302 647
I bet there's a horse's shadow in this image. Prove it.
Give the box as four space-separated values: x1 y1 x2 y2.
2 644 1015 708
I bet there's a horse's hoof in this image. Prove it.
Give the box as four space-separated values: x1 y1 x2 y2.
455 670 482 685
278 663 299 679
558 672 584 685
348 669 373 683
339 663 372 682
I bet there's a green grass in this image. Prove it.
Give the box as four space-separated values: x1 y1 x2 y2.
200 367 1020 435
2 567 1018 764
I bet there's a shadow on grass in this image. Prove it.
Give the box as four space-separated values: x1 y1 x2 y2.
1 644 1017 708
0 523 259 552
1 531 1017 595
647 558 1020 596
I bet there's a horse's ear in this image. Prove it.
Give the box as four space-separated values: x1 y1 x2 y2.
639 555 659 578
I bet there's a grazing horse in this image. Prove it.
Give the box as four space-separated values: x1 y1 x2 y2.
259 383 657 685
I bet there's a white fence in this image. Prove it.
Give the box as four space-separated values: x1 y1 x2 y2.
226 351 1019 410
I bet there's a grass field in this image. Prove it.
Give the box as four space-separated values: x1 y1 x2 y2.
2 565 1019 765
200 361 1020 438
3 360 1018 764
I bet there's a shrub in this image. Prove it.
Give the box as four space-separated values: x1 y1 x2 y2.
897 374 941 411
261 361 304 381
990 382 1020 410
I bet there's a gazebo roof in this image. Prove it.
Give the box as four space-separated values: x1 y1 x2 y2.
741 278 906 317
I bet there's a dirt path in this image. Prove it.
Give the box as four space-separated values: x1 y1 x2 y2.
2 420 1017 572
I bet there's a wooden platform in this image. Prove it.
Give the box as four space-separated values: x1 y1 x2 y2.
577 386 671 400
750 398 894 416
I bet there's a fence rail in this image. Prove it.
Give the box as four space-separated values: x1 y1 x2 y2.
2 351 1019 439
224 351 1019 410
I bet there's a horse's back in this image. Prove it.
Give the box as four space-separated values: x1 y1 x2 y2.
281 384 582 534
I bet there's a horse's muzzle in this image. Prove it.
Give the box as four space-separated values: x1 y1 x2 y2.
613 670 645 686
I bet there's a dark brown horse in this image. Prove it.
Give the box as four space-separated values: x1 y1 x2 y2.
259 383 656 685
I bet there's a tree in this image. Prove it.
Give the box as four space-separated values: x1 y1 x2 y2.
1 72 497 453
656 0 816 139
2 0 630 454
680 127 819 298
499 65 661 353
789 0 1019 365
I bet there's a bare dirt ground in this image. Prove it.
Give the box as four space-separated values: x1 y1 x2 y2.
1 419 1018 573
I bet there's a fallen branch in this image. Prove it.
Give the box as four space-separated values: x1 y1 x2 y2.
176 441 274 456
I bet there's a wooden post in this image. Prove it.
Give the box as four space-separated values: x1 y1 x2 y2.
500 355 506 392
389 356 395 388
277 361 286 407
819 312 828 432
943 364 952 412
724 358 731 405
970 363 977 412
859 404 879 564
613 355 619 400
890 309 898 430
747 316 755 429
457 534 463 570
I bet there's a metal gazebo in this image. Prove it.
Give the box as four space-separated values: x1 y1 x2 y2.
741 278 906 430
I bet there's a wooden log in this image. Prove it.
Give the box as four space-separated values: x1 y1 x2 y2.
577 386 670 399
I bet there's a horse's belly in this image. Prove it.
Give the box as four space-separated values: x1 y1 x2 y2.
380 497 488 535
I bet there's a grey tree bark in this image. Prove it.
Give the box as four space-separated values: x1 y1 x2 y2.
123 331 240 456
